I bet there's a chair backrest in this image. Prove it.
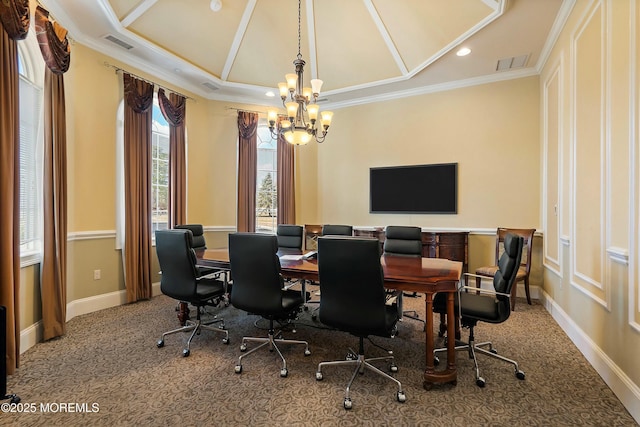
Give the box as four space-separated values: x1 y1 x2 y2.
322 224 353 236
383 225 423 256
155 229 199 301
495 227 534 276
228 232 284 315
276 224 303 249
493 233 524 306
175 224 207 250
317 236 390 336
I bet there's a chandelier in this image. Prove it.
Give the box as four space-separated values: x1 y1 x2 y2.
267 0 333 145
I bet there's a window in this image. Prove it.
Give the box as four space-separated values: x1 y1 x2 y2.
18 33 44 260
256 120 278 232
116 94 173 248
151 102 170 234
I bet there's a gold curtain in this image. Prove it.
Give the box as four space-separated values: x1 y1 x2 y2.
276 117 296 225
157 88 186 227
35 5 70 340
237 111 258 232
123 73 153 302
0 2 27 374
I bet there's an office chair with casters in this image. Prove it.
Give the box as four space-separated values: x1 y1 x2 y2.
228 232 311 377
321 224 353 236
433 233 525 388
383 226 424 325
276 224 306 292
173 224 228 323
276 224 304 250
174 224 221 276
155 229 229 357
315 236 406 410
474 227 535 310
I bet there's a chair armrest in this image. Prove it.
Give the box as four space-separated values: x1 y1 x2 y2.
198 270 225 281
458 284 511 299
463 272 493 281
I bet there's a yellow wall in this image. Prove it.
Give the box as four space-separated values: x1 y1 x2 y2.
317 77 541 229
539 0 639 409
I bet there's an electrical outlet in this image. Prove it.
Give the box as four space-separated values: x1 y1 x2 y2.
93 269 101 280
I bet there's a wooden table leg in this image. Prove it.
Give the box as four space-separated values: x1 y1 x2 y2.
423 291 458 390
177 302 190 326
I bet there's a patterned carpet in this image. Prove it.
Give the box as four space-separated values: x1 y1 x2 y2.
3 293 637 427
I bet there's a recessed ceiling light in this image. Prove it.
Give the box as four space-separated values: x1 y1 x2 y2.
265 91 275 97
456 47 471 57
210 0 222 12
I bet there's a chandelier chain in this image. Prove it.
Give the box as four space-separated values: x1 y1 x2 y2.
297 0 302 60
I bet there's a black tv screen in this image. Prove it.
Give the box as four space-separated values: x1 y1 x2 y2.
369 163 457 214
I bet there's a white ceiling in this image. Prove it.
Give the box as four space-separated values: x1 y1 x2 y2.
38 0 570 109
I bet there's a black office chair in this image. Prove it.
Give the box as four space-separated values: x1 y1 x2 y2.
228 232 311 377
276 224 304 249
173 224 228 320
174 224 207 249
155 229 229 357
383 226 424 324
433 233 525 387
315 236 406 410
174 224 220 276
322 224 353 236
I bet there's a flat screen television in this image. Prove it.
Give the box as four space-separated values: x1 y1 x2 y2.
369 163 457 214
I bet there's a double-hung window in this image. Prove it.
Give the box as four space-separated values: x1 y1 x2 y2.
151 102 170 234
256 120 278 232
18 34 45 262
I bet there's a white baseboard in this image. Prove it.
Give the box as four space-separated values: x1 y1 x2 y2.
20 282 162 355
539 290 640 424
19 321 43 354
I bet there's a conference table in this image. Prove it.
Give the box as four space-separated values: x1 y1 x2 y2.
197 248 462 390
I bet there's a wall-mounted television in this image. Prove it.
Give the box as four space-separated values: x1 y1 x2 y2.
369 163 458 214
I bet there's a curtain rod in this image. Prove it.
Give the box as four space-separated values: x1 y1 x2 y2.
103 62 195 102
226 107 267 115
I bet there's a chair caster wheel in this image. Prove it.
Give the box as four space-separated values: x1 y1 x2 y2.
240 343 247 352
490 348 498 354
397 391 406 403
315 371 323 381
304 349 311 356
390 364 398 373
182 349 190 357
222 337 229 345
476 377 486 387
234 365 242 374
311 314 317 321
433 356 440 366
280 368 288 378
516 370 525 380
304 306 309 311
343 398 353 410
157 340 164 348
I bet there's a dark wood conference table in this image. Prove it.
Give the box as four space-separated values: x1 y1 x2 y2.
197 248 462 390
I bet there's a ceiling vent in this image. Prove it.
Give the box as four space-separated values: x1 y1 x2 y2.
201 81 219 91
103 34 134 50
496 54 529 71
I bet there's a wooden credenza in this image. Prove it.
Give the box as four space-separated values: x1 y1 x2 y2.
353 228 468 275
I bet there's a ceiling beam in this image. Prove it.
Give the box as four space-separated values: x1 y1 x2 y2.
363 0 408 76
305 0 320 80
221 0 257 81
120 0 158 28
